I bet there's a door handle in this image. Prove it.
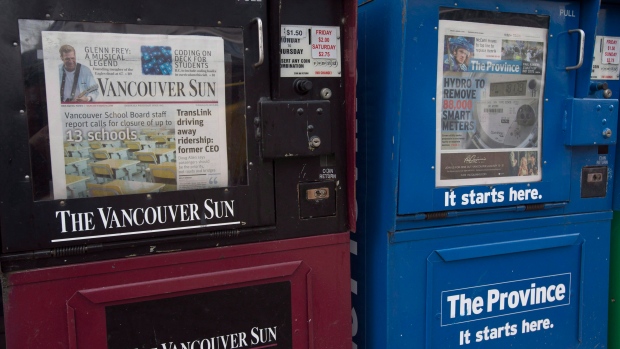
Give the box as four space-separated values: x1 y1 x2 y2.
251 17 264 68
566 29 585 70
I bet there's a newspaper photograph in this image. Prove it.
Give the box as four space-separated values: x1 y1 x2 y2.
436 20 547 187
41 31 228 199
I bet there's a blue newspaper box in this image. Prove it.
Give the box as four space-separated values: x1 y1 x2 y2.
352 0 616 348
596 2 620 349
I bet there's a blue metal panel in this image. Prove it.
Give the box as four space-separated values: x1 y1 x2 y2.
353 1 405 347
564 98 618 146
387 214 610 349
394 0 613 219
398 0 579 215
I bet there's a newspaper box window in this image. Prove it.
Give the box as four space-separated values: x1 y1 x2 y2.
436 11 548 187
7 19 268 253
20 20 248 201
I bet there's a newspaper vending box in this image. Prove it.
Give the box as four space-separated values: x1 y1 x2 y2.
0 0 357 347
596 2 620 349
353 0 615 348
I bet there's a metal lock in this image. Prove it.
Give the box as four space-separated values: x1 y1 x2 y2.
320 88 332 99
310 136 322 149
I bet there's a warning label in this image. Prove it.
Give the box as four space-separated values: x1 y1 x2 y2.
280 25 341 78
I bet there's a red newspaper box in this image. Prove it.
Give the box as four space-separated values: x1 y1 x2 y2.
0 0 356 347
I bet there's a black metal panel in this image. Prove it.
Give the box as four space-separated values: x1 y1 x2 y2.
260 100 332 158
0 0 351 266
0 0 275 256
299 181 337 219
106 282 292 349
269 0 350 238
581 166 608 198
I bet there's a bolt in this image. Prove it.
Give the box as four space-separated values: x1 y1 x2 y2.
317 108 323 115
297 108 304 115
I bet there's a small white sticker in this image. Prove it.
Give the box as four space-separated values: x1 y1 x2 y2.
281 26 307 39
280 25 341 78
603 36 620 65
311 27 339 59
592 36 620 80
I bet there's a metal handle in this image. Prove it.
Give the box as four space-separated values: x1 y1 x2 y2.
566 29 585 71
251 17 264 68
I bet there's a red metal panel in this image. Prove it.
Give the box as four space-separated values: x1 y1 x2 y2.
4 233 351 349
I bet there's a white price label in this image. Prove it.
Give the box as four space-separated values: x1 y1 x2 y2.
603 36 620 65
282 26 307 39
280 25 341 77
311 27 339 59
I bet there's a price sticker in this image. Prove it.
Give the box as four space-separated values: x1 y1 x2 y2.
603 36 620 65
311 27 339 59
280 25 341 77
282 26 307 39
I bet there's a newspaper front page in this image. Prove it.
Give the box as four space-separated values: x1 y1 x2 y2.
436 20 547 187
42 31 228 199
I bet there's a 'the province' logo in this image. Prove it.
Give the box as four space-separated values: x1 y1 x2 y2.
441 274 571 326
